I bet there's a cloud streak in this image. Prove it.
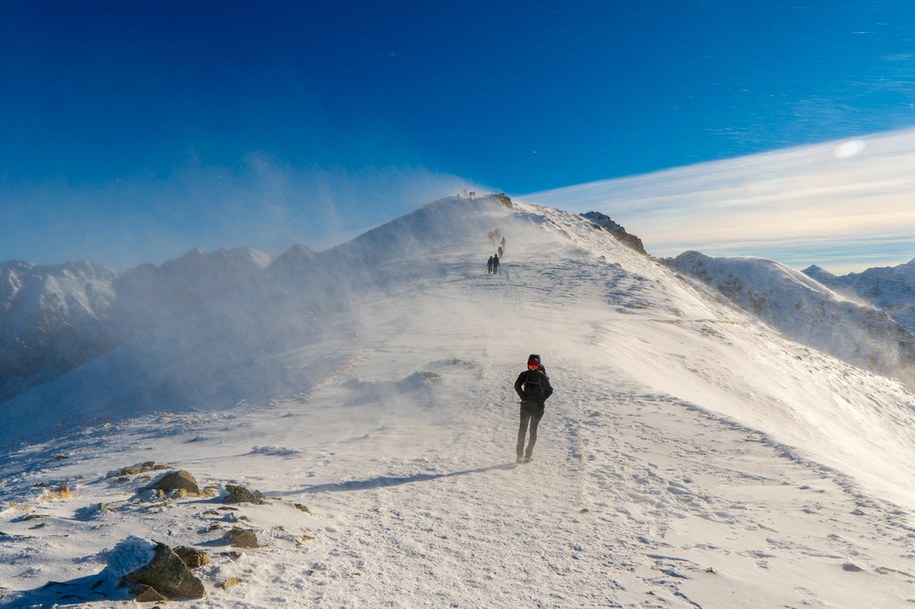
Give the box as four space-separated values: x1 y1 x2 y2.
527 129 915 273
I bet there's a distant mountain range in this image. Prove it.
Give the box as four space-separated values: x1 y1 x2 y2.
0 245 314 404
803 258 915 331
664 252 915 386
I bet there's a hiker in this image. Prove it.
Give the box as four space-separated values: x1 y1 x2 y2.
492 253 500 274
487 255 494 275
513 354 553 463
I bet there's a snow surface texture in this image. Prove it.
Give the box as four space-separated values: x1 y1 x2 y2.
1 196 913 608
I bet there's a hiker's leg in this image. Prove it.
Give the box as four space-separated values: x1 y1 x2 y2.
516 409 531 459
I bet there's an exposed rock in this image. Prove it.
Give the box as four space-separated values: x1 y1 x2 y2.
224 527 260 548
223 484 264 505
174 546 210 569
131 583 167 602
581 211 647 255
294 503 312 514
121 542 205 599
118 461 170 477
149 470 200 496
220 577 243 590
493 193 513 208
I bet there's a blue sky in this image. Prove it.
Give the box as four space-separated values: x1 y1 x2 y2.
2 1 914 269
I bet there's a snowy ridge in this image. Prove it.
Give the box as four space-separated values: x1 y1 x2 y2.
0 247 284 406
665 251 915 387
804 257 915 332
0 195 914 608
0 260 117 402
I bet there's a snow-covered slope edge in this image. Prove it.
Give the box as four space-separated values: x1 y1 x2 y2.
665 251 915 388
805 257 915 332
1 195 913 608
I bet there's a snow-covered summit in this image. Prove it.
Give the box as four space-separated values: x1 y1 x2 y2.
268 243 317 277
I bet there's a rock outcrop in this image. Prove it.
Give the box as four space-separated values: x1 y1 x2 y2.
581 212 647 255
121 542 205 600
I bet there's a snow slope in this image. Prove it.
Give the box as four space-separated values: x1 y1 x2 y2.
1 196 913 608
0 261 117 402
665 251 915 387
0 248 277 408
805 257 915 332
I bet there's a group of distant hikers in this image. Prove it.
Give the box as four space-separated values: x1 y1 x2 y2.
486 229 507 275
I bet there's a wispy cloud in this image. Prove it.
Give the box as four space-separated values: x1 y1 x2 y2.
527 129 915 273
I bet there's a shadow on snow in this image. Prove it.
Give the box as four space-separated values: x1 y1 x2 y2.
283 462 517 495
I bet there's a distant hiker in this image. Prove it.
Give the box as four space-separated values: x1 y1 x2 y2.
500 236 506 250
514 354 553 463
497 246 503 258
487 255 495 275
492 253 500 274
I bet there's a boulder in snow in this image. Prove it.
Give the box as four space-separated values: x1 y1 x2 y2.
224 526 260 548
148 470 200 496
223 484 265 505
120 541 205 599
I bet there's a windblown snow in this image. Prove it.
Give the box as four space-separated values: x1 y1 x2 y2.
0 196 913 608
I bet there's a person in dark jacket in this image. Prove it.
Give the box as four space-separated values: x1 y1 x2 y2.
513 354 553 463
